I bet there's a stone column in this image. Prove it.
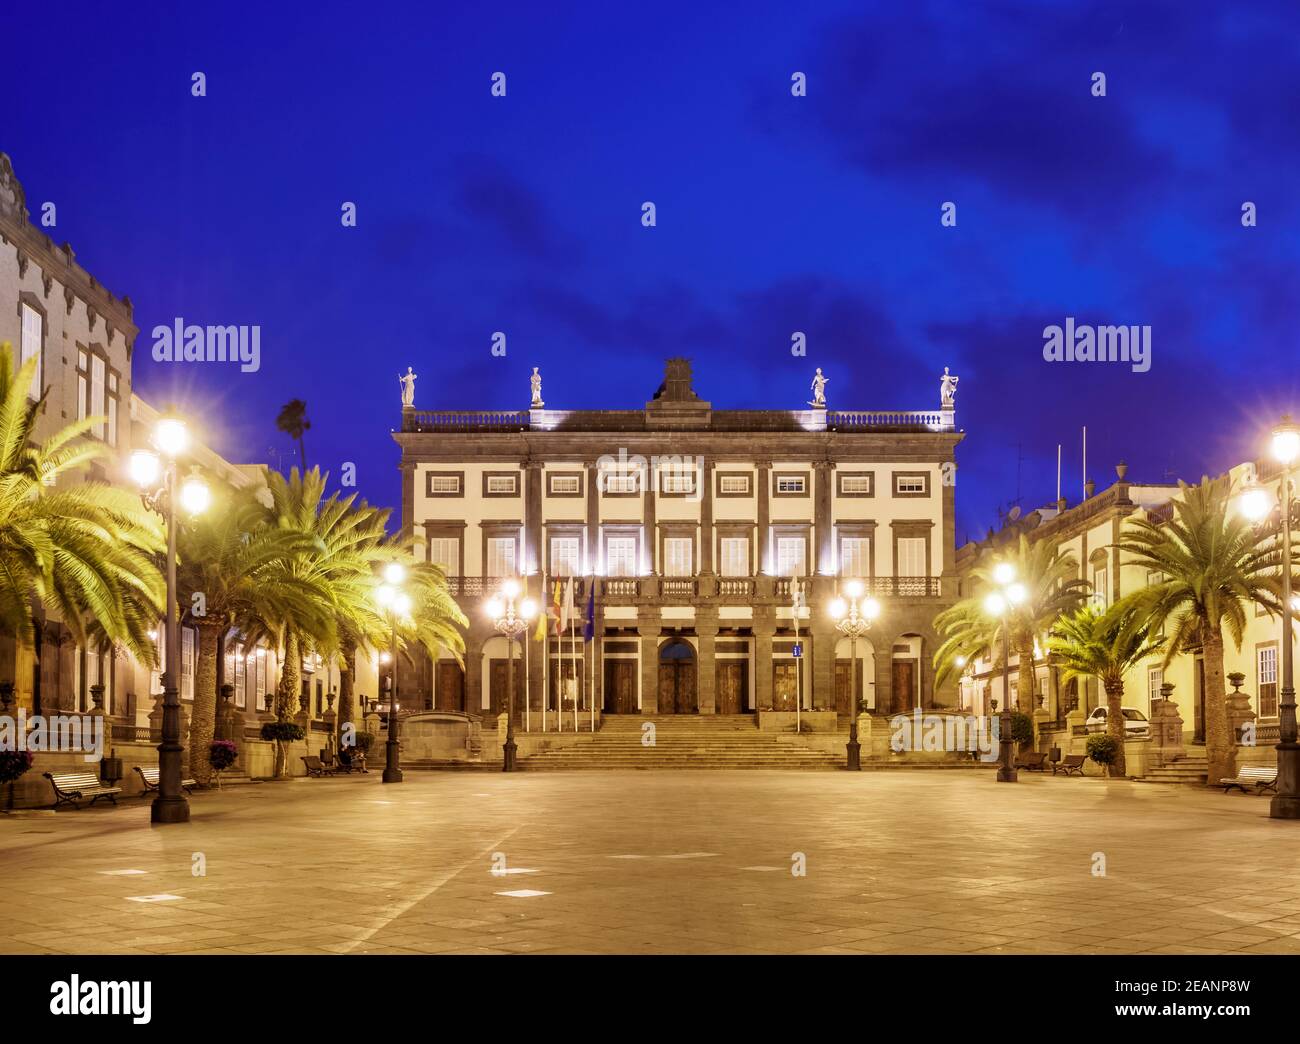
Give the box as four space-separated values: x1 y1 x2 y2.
525 460 545 716
810 576 835 711
643 460 657 576
700 457 714 576
753 611 775 711
585 459 599 575
813 460 833 577
638 620 660 714
697 612 719 714
524 460 543 577
756 460 771 576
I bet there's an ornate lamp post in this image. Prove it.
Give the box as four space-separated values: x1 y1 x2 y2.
486 580 537 773
129 414 210 825
984 561 1027 784
375 563 413 784
1241 416 1300 819
828 580 881 771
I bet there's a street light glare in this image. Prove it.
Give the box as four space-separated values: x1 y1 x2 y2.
503 578 521 599
128 450 161 488
861 597 881 620
984 592 1007 616
1005 582 1028 606
828 598 847 620
375 584 396 608
485 598 504 619
992 562 1016 586
383 562 406 585
1239 486 1273 521
154 417 189 457
393 592 413 617
1273 417 1300 465
844 579 864 599
520 598 537 620
179 476 210 515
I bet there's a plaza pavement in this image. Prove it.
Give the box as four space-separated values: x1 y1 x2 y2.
2 769 1300 955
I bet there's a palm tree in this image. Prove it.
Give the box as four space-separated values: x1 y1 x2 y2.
275 400 310 470
175 482 329 784
1118 475 1292 784
935 533 1090 715
1047 600 1166 777
0 343 164 669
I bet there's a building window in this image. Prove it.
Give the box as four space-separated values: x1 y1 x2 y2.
427 473 461 495
255 649 269 711
606 536 638 577
839 473 872 495
840 537 870 577
776 475 806 494
428 537 459 576
664 537 693 577
605 473 638 494
486 474 517 495
76 348 89 422
894 473 928 496
719 474 749 495
20 302 42 399
896 537 926 577
661 472 695 495
486 537 517 577
1147 667 1163 714
549 474 581 495
550 536 581 577
106 372 119 446
775 537 806 577
1092 566 1108 607
90 355 105 439
720 537 749 577
1259 645 1279 718
181 627 196 702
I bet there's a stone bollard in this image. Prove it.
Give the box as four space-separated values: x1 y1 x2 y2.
1148 683 1185 767
1225 672 1257 746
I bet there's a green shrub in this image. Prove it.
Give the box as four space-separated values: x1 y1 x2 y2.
260 721 305 743
1086 734 1119 766
353 731 376 753
1010 711 1035 747
208 740 238 772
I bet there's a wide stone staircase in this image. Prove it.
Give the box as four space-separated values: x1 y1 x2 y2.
1140 748 1208 785
520 715 845 771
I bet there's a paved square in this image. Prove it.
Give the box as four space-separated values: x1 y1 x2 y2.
2 770 1300 955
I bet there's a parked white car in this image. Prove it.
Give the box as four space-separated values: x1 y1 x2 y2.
1084 706 1150 736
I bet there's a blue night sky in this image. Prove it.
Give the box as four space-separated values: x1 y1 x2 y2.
6 0 1299 543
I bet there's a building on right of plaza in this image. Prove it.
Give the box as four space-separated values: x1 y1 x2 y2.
953 455 1291 765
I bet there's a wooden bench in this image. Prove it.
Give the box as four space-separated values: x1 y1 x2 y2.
134 766 197 795
1220 766 1278 794
334 749 368 774
44 771 122 810
1014 751 1048 771
301 755 334 777
1053 754 1086 776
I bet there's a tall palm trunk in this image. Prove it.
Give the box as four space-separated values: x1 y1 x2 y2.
337 635 356 749
272 631 301 779
1015 637 1036 715
1202 628 1234 784
1103 676 1127 777
188 622 224 786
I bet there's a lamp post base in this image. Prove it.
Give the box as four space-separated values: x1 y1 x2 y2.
382 739 402 783
1269 742 1300 818
996 764 1019 783
845 739 861 771
503 737 518 772
151 795 190 824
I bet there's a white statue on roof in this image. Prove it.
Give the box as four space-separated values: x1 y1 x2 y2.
399 366 417 407
808 367 829 408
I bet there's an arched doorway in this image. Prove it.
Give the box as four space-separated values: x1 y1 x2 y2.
658 639 697 714
890 634 923 715
834 636 874 715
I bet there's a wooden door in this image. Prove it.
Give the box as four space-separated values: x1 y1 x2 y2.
717 662 745 714
657 660 697 714
658 664 677 714
604 660 637 714
436 662 464 712
489 659 511 716
892 660 916 715
835 661 852 715
772 663 799 711
676 662 697 713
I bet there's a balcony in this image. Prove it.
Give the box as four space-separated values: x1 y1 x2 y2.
660 578 697 598
717 577 754 597
835 576 941 597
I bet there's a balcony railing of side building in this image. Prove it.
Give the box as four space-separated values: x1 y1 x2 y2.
446 574 940 601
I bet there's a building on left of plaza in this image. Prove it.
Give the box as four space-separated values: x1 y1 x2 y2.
0 152 375 804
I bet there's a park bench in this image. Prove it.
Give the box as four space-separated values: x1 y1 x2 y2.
1220 766 1278 794
1014 751 1048 771
301 755 334 777
134 766 196 795
334 748 368 774
1053 754 1086 776
44 771 122 810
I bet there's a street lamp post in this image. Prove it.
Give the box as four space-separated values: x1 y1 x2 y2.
829 581 881 771
375 563 413 784
984 561 1027 784
1244 417 1300 819
130 415 209 825
486 581 536 772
